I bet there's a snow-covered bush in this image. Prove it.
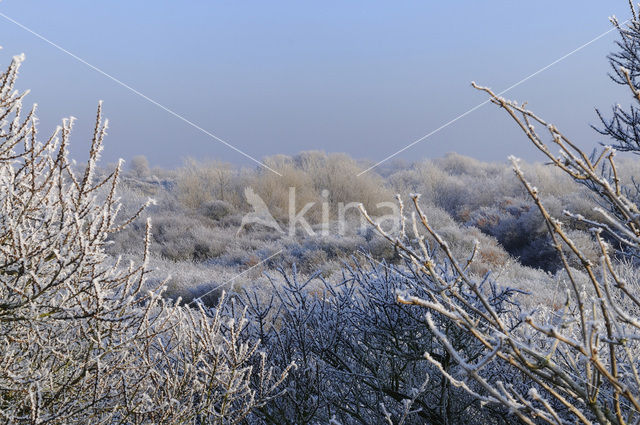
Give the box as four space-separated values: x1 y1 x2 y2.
0 55 289 424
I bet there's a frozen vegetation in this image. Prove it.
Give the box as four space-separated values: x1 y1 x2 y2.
5 3 640 424
108 150 603 309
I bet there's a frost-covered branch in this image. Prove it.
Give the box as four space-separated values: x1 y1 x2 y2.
360 6 640 424
0 54 289 424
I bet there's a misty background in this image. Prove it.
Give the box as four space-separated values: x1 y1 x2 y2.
0 1 632 169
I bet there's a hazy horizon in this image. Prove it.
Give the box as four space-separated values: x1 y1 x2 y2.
0 1 633 170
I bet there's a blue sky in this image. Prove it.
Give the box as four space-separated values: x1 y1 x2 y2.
0 1 633 168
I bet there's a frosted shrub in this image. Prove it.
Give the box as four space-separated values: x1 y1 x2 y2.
152 214 229 261
293 151 394 213
252 155 320 221
240 262 522 425
362 9 640 423
466 197 556 270
176 158 239 209
362 189 630 424
201 199 235 221
0 55 289 424
247 152 394 224
435 152 504 178
129 154 150 179
387 158 513 218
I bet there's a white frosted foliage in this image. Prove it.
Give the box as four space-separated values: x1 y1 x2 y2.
0 55 290 424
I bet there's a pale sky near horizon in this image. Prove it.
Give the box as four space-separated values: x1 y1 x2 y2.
0 1 634 170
